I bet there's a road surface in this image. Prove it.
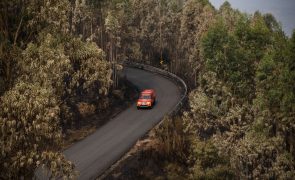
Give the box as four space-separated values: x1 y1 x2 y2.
37 67 182 179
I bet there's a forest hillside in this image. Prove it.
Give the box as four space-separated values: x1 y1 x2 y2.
1 0 295 179
103 0 295 179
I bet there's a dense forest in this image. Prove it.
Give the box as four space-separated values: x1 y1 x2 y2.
1 0 294 179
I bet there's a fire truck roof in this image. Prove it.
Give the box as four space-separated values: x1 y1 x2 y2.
141 89 154 94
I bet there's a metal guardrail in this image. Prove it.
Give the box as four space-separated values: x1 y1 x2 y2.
123 61 188 116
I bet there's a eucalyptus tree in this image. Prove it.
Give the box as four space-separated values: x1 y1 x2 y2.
0 0 71 94
0 82 75 179
66 37 112 99
176 0 215 87
0 0 113 178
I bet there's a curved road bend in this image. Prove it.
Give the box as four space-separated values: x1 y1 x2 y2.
37 67 182 179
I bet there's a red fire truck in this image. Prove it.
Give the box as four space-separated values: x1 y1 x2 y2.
137 89 156 109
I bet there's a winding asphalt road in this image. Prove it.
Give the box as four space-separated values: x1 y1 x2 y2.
37 67 182 179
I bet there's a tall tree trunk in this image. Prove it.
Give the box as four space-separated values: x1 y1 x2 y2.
90 17 93 41
99 4 104 50
13 16 23 45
